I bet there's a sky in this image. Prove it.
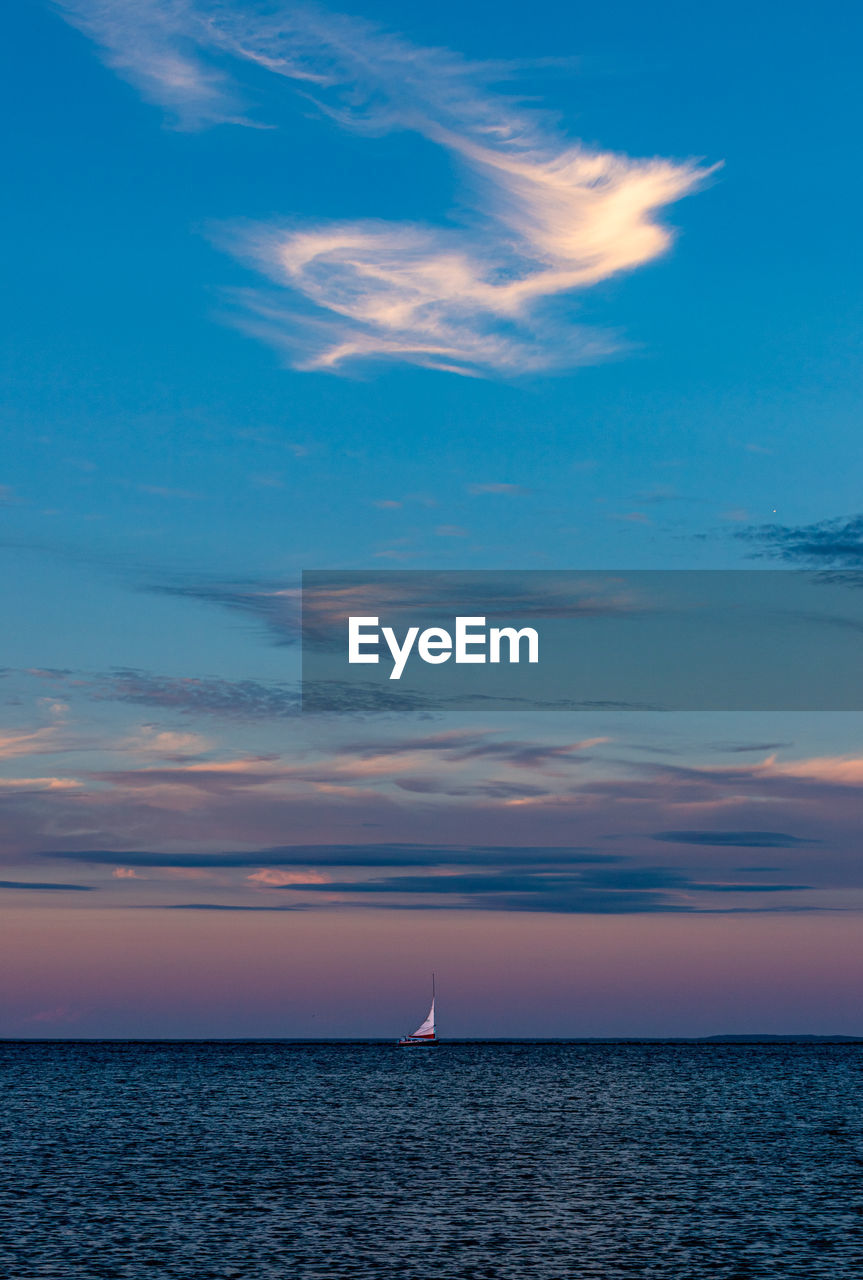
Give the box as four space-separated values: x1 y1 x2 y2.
1 0 863 1037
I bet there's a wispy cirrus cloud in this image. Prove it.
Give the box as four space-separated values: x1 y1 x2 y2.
467 483 527 496
57 0 714 376
90 668 299 718
55 0 259 128
337 729 608 770
0 726 65 760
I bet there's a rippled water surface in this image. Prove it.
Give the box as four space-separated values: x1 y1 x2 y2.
1 1041 862 1278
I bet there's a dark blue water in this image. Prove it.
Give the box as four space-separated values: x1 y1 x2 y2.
1 1041 861 1278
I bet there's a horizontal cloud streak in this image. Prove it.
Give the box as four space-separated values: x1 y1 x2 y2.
163 902 306 911
58 0 713 375
652 831 819 848
0 880 93 891
46 843 616 869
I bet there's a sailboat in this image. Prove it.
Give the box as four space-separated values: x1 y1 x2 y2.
397 975 437 1046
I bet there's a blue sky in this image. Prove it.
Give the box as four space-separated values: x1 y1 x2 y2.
1 0 863 1035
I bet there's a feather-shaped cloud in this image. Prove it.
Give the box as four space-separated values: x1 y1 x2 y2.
58 0 715 375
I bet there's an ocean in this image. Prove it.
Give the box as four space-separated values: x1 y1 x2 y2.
1 1041 861 1278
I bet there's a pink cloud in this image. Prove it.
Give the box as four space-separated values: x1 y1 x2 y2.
247 868 331 886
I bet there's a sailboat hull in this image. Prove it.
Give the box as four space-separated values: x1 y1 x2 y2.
399 979 437 1045
397 1037 437 1047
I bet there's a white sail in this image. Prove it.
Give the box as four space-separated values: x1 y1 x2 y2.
410 997 435 1039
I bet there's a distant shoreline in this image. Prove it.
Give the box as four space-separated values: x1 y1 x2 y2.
2 1035 861 1045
